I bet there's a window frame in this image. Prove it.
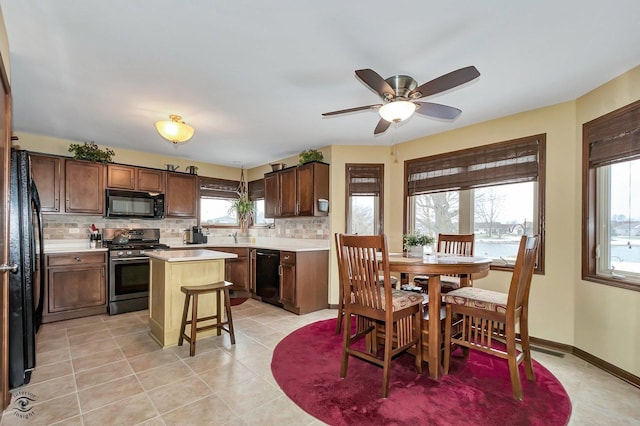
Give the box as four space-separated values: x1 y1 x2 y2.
249 178 274 228
404 134 546 274
345 163 384 235
198 176 240 228
582 99 640 291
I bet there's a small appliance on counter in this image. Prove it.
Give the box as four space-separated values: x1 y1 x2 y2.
185 226 208 244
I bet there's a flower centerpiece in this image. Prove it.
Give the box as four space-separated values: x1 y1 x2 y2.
403 230 435 257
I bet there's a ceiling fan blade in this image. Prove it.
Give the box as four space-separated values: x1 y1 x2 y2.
409 66 480 99
355 69 395 100
414 102 462 120
374 118 392 134
322 104 382 116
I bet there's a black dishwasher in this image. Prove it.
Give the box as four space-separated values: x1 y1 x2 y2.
255 249 283 307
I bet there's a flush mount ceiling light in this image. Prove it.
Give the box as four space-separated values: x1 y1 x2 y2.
154 114 194 144
378 100 417 123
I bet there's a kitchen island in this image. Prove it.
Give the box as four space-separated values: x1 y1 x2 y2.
146 249 237 348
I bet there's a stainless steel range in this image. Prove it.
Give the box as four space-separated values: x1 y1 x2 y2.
102 228 169 315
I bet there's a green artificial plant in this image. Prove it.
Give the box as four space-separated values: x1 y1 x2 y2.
68 142 115 163
403 230 435 251
298 149 324 165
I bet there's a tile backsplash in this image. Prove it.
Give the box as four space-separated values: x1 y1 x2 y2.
42 215 329 241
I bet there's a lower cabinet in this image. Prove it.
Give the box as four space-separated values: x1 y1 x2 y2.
279 250 328 315
208 247 250 294
43 252 108 323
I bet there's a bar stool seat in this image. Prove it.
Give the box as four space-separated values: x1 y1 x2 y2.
178 280 236 356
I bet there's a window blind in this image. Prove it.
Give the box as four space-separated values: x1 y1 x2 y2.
248 179 265 201
199 177 239 198
586 99 640 168
346 164 383 196
407 135 543 196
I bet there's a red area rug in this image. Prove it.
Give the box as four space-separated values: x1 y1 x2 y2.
229 297 248 306
272 318 571 426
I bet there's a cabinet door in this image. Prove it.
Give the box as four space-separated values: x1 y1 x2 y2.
249 249 256 293
165 173 197 217
225 257 249 291
279 168 297 217
280 263 296 307
297 162 329 217
264 173 279 218
65 160 104 214
107 164 136 190
138 169 165 192
47 265 106 313
30 154 62 212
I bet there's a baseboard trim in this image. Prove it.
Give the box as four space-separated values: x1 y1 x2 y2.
529 336 640 388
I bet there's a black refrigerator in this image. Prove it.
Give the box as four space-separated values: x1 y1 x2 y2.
8 149 45 389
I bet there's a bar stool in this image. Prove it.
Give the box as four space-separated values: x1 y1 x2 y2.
178 281 236 356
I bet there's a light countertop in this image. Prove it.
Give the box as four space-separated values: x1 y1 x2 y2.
164 237 329 252
146 249 238 262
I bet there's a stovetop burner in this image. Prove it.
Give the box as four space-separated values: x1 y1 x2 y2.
108 243 170 251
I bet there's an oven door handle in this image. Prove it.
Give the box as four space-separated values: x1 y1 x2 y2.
110 257 149 262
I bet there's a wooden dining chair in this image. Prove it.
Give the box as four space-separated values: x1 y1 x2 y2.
413 233 475 293
442 235 539 400
335 233 397 334
338 234 423 398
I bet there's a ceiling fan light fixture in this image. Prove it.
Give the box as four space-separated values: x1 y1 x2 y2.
378 101 416 123
155 114 194 144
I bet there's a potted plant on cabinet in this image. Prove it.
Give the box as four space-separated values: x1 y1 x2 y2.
403 231 435 258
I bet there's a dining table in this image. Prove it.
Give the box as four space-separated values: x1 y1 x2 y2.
387 253 493 379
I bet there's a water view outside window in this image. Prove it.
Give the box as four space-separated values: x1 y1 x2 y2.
411 182 535 263
597 159 640 280
200 197 237 225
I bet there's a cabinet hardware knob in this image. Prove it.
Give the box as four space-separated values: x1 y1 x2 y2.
0 263 18 273
74 256 82 262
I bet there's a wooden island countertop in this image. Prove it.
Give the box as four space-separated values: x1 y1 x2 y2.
147 249 238 348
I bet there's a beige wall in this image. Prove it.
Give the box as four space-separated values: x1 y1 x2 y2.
574 65 640 375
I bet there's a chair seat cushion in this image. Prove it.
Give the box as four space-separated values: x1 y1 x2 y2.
413 275 461 291
381 289 424 311
442 287 508 313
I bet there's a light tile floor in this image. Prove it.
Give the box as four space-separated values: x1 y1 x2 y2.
1 299 639 425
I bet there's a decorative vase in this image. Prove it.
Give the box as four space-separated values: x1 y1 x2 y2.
409 246 423 258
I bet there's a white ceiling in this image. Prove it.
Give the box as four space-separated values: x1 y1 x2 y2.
2 1 640 168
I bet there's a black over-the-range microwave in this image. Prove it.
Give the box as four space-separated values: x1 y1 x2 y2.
105 189 165 219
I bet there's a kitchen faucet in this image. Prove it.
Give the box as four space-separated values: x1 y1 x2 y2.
229 232 238 244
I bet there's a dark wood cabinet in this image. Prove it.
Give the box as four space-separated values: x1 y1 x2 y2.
280 251 296 307
208 247 251 294
264 162 329 218
65 159 105 214
43 252 107 323
296 162 329 216
279 250 328 314
138 168 165 192
107 164 165 193
30 154 62 212
165 172 197 217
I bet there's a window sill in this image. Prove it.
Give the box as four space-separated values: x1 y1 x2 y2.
582 273 640 292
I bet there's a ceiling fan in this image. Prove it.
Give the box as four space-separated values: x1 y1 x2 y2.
322 66 480 134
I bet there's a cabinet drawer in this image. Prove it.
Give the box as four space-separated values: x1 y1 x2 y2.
280 251 296 265
47 252 106 267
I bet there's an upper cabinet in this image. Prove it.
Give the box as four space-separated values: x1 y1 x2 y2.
264 162 329 218
65 159 105 214
165 172 198 218
30 154 62 212
107 164 165 193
